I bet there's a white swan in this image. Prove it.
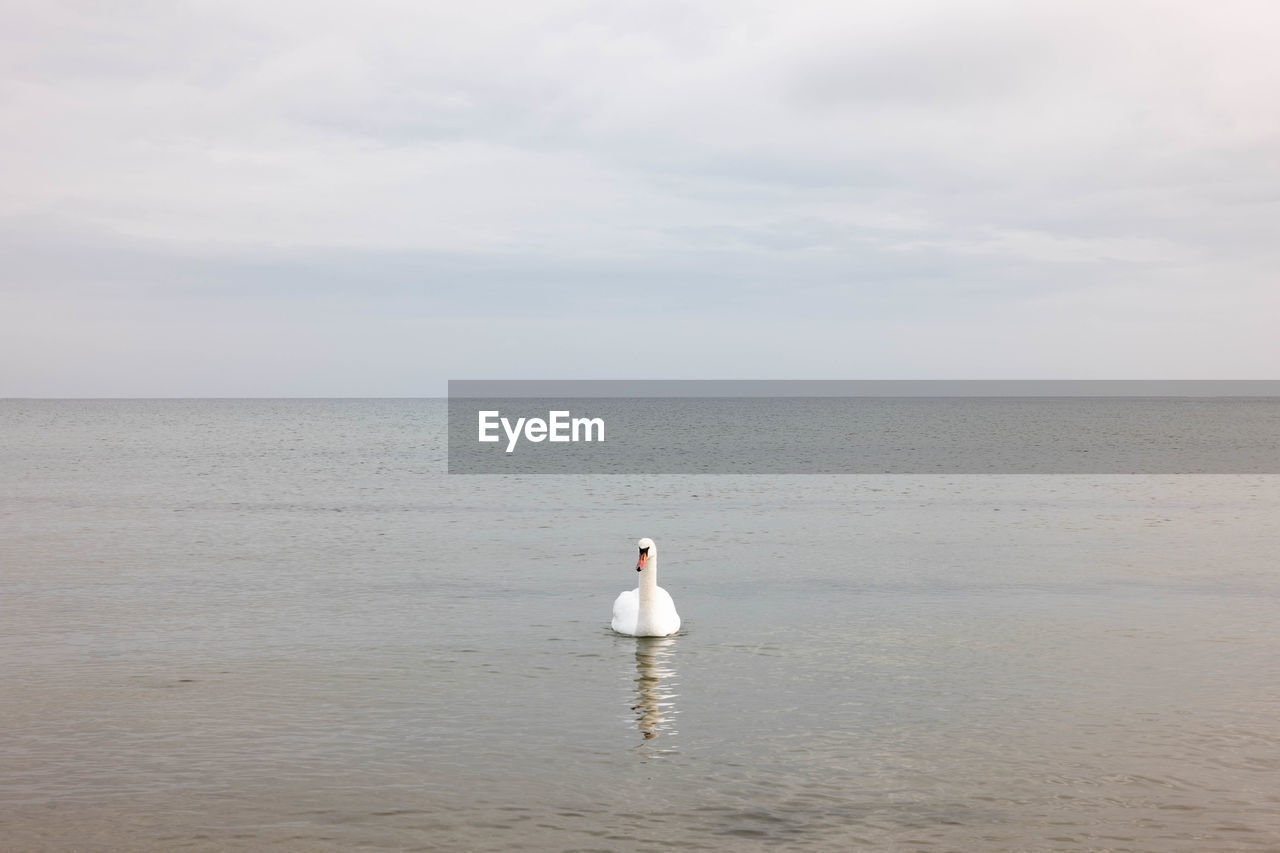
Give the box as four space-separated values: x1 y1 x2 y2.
611 537 681 637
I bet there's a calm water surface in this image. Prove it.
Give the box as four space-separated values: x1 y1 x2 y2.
2 400 1278 851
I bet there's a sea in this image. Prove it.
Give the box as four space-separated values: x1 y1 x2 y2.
2 398 1278 851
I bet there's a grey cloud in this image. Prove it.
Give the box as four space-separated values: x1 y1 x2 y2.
788 9 1067 109
2 1 1278 395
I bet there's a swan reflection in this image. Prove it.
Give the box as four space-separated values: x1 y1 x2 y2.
631 636 678 744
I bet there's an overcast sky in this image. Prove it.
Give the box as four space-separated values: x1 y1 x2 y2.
3 0 1278 396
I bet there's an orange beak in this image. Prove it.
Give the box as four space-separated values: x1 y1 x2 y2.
636 551 648 572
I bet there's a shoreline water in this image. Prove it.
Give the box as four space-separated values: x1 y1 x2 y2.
2 400 1278 850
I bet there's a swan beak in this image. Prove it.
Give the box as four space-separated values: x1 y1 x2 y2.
636 551 648 572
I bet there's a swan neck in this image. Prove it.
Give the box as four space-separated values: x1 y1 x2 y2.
639 556 658 601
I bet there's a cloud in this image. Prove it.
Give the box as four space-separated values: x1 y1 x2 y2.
2 0 1278 393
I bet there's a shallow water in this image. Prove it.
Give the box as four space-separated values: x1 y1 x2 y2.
2 400 1278 850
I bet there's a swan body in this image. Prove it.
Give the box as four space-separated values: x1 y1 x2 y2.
612 537 681 637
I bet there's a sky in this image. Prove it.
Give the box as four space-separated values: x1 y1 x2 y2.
3 0 1278 396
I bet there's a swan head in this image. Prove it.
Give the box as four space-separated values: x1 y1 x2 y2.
636 537 655 572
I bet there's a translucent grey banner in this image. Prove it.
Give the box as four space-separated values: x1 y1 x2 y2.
447 381 1280 474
